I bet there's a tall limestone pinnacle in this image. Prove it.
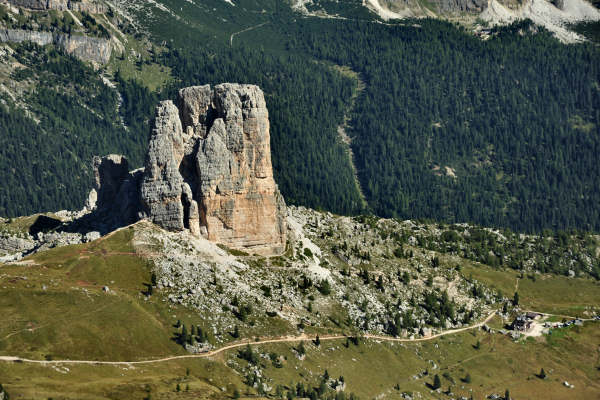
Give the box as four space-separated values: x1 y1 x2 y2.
139 84 287 256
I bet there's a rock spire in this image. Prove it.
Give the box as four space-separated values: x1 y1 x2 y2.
139 84 287 255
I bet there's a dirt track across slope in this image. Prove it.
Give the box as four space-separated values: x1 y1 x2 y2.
0 312 497 366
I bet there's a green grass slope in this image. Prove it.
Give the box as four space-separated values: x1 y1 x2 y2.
0 221 598 398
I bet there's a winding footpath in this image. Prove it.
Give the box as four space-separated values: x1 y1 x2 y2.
230 22 269 47
0 312 497 366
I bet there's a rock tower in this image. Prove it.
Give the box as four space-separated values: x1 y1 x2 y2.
139 84 287 255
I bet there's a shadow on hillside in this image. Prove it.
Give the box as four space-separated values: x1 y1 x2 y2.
29 215 62 236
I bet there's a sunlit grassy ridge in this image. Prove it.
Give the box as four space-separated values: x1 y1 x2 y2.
0 220 598 398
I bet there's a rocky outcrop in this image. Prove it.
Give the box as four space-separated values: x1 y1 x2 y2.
87 154 143 230
0 29 112 64
433 0 487 12
55 34 112 64
380 0 487 13
55 84 286 255
0 233 35 256
4 0 107 13
140 84 287 255
140 101 188 232
0 29 53 46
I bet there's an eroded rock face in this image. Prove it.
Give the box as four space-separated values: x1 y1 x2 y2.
140 84 287 255
88 154 143 231
0 29 112 65
5 0 107 13
140 101 186 232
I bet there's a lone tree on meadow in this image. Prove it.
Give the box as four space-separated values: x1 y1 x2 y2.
513 292 519 306
539 368 546 379
298 341 306 355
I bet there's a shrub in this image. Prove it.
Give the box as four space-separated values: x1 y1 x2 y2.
318 279 331 295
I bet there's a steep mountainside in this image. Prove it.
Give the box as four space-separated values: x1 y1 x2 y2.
0 0 599 236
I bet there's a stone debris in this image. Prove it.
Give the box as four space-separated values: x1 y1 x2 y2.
128 205 492 344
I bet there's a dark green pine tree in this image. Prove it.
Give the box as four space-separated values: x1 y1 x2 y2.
433 374 441 390
181 324 188 345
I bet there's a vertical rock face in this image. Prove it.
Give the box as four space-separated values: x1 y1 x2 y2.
93 154 130 209
74 154 142 234
140 84 287 255
5 0 107 13
0 29 113 65
92 154 143 226
140 101 186 231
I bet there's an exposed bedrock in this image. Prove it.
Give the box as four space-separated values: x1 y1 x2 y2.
139 84 287 256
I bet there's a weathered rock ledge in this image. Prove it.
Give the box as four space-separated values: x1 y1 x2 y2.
0 29 112 64
2 0 107 13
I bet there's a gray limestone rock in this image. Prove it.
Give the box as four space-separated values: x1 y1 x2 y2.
0 233 35 255
140 101 186 231
5 0 107 13
0 29 112 64
434 0 487 12
93 154 130 209
140 84 287 255
50 84 287 255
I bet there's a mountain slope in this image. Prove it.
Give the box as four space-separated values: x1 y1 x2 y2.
0 207 598 399
1 0 600 235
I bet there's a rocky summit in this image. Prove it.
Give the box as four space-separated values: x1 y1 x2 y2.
87 84 287 256
140 84 286 256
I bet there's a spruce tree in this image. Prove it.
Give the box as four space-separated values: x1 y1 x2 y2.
298 341 306 355
433 374 441 390
181 324 188 345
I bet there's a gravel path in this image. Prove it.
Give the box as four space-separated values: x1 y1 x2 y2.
0 312 497 366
